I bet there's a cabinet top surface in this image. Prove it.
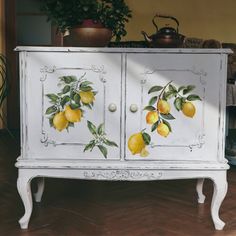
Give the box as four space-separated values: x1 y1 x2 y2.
15 46 232 54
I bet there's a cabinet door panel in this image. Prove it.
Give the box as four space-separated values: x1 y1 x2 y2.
126 53 222 161
24 52 121 160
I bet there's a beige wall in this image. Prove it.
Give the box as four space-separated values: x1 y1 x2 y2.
0 0 5 129
124 0 236 43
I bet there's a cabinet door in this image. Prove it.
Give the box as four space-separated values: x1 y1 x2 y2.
23 52 121 160
125 53 224 161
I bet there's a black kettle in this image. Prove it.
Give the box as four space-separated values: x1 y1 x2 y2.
141 14 185 48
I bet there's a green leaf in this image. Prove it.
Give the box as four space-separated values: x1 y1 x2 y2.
142 132 151 145
87 121 97 135
148 86 163 94
70 103 80 109
165 91 176 100
83 140 96 152
151 120 159 132
143 106 155 111
73 93 81 105
46 106 57 115
148 96 158 106
163 119 172 132
174 97 182 111
80 86 93 92
80 81 93 87
161 113 175 120
60 76 77 84
70 91 76 99
97 123 104 135
187 94 202 101
62 85 70 94
169 84 177 92
98 145 108 158
178 86 186 92
104 139 118 147
60 95 70 107
183 85 195 95
46 94 58 102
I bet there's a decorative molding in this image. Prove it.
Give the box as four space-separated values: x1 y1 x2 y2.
83 170 162 180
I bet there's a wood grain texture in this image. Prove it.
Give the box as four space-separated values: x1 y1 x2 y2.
1 131 236 235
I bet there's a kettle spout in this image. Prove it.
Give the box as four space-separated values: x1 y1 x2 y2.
141 31 152 43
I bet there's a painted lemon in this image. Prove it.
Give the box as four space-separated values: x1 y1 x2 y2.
182 102 196 118
146 111 159 124
157 100 170 114
53 112 69 131
157 122 170 137
79 91 95 104
128 132 145 155
64 105 82 123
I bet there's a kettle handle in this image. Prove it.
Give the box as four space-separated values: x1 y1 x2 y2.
152 14 179 33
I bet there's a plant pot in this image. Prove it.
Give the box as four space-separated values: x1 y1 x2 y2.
64 19 112 47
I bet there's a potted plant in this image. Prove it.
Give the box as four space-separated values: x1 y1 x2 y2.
41 0 132 46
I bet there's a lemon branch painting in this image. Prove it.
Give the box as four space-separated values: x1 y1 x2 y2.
128 81 201 157
84 121 118 159
45 73 96 131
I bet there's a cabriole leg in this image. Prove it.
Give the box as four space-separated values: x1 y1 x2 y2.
34 178 45 203
211 172 228 230
196 178 206 203
17 176 33 229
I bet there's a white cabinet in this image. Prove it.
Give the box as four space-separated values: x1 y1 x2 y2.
15 47 231 230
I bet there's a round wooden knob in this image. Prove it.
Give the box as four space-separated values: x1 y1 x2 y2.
108 103 117 112
130 104 138 113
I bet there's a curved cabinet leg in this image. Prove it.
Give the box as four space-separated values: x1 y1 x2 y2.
34 178 45 203
211 172 228 230
17 176 33 229
196 178 206 203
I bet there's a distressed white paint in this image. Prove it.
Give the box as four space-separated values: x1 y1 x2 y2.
16 47 231 230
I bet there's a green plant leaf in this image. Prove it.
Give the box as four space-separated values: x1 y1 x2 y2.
87 121 97 135
83 140 96 152
70 103 80 109
163 119 172 132
98 145 108 158
80 81 93 87
73 93 81 105
46 106 57 115
104 139 118 147
174 97 182 111
148 96 158 106
62 85 70 94
161 113 175 120
46 94 58 102
60 95 70 107
60 76 77 84
151 121 159 132
187 94 202 101
148 86 163 94
142 132 151 145
97 123 104 135
143 106 155 111
164 91 176 100
169 84 177 92
80 86 93 92
183 85 195 95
